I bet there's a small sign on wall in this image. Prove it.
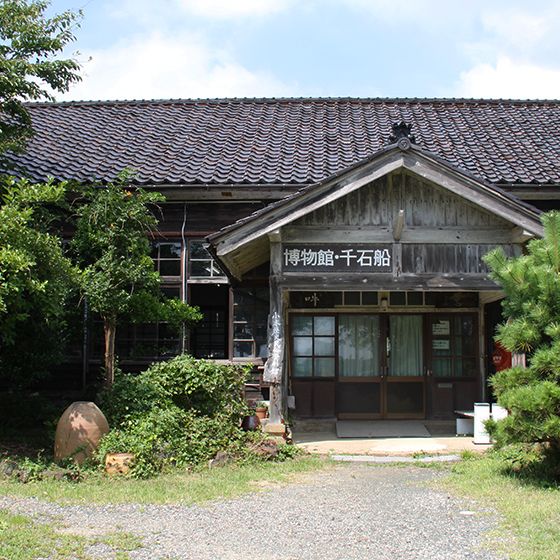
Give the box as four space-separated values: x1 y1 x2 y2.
432 339 450 350
432 320 450 335
282 244 392 273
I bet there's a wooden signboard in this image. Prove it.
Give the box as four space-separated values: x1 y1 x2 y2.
282 244 392 273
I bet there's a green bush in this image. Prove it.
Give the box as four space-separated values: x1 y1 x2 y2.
99 355 250 426
97 408 247 478
97 354 258 478
0 392 59 430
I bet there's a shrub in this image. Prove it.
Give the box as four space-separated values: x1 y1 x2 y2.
484 211 560 475
99 355 250 427
97 355 257 478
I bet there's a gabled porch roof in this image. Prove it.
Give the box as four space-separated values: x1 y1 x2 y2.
208 141 544 280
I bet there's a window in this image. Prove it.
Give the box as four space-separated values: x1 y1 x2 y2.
291 315 336 378
289 291 378 308
91 285 183 360
430 315 477 377
388 292 424 306
189 284 229 359
151 241 182 278
233 287 269 358
188 239 227 280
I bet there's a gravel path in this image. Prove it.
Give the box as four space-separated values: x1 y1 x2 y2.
0 465 506 560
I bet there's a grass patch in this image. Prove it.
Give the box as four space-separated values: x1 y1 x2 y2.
0 455 328 505
441 453 560 560
0 510 140 560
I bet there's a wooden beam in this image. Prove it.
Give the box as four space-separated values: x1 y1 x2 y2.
278 272 500 291
268 229 282 243
511 226 534 243
393 209 405 241
282 226 518 244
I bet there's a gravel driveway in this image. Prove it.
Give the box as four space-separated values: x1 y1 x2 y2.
0 464 505 560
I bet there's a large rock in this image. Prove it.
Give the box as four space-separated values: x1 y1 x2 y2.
54 401 109 464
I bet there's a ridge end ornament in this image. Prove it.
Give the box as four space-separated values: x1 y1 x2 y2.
388 121 416 150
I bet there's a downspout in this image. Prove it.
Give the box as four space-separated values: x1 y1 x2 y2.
181 203 188 353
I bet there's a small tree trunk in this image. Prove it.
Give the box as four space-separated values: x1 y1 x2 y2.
103 316 117 387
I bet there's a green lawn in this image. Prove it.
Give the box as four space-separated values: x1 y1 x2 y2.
442 453 560 560
0 455 328 505
0 510 141 560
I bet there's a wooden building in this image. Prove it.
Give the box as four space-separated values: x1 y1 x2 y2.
4 98 560 429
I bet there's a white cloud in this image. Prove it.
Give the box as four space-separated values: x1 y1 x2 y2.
480 10 550 52
457 56 560 99
178 0 292 19
57 32 297 101
454 2 560 99
341 0 475 26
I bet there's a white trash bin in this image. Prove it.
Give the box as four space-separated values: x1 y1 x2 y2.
491 403 508 422
473 402 491 444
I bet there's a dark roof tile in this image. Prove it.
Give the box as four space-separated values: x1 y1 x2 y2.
2 97 560 186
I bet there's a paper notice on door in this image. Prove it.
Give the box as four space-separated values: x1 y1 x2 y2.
432 320 450 335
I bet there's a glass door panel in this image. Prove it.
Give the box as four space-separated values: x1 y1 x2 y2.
337 315 382 418
339 315 380 377
388 315 423 376
386 315 425 417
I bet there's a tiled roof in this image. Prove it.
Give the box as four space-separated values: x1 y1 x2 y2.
2 97 560 186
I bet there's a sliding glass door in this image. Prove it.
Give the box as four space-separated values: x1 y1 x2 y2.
290 313 427 419
386 315 425 417
337 315 382 418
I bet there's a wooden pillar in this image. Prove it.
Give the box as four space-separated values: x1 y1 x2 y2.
263 231 286 435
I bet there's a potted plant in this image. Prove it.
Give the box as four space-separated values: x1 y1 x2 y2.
255 401 268 420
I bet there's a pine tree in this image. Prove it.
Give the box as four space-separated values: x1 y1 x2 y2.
484 211 560 464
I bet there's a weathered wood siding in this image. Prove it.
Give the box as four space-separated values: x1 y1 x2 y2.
294 172 510 228
284 171 523 281
402 244 522 274
159 202 266 234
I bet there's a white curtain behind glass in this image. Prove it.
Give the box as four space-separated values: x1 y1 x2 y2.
338 315 379 377
389 315 423 376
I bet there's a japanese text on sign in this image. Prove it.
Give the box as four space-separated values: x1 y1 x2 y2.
281 244 392 273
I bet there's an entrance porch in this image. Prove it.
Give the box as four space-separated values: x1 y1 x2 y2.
208 139 544 433
292 419 485 456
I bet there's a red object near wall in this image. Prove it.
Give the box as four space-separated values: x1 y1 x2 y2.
492 343 512 371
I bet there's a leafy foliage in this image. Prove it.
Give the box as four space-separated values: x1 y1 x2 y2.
0 0 82 154
0 177 76 384
97 408 246 479
71 174 201 385
100 354 250 424
97 355 253 478
484 211 560 471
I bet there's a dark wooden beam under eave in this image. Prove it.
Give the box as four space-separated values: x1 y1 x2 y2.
277 273 501 291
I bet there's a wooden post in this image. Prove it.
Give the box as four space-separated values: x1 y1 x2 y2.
263 231 286 435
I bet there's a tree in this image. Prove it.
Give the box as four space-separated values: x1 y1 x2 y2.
0 0 81 154
0 177 76 385
71 175 201 387
484 211 560 464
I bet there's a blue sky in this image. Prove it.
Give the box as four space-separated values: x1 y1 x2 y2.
48 0 560 101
